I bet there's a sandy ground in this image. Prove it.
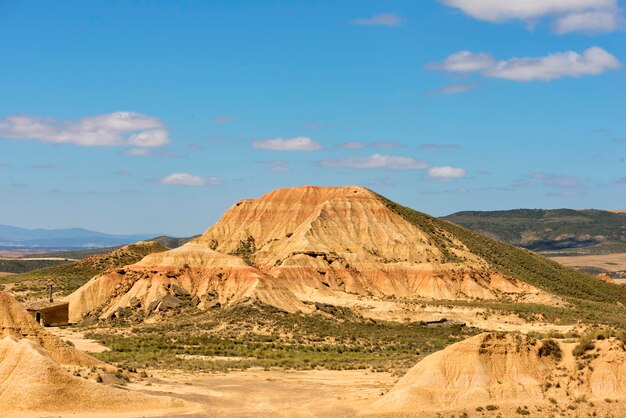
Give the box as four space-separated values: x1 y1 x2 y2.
549 252 626 273
47 327 110 353
127 369 398 417
0 272 15 278
45 328 626 418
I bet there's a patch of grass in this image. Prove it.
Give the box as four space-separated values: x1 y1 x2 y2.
538 339 562 361
573 330 626 357
86 303 480 373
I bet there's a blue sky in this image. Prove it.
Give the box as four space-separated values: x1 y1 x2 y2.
0 0 625 236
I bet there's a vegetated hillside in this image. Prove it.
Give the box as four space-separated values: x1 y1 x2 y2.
382 197 626 326
0 258 71 274
444 209 626 255
148 235 200 249
66 186 626 329
2 241 168 301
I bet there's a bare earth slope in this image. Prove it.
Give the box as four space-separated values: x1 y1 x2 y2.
0 292 192 416
68 186 623 323
373 332 626 414
0 336 188 416
0 291 98 366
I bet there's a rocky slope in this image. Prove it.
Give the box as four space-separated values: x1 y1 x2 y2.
444 209 626 255
67 186 603 323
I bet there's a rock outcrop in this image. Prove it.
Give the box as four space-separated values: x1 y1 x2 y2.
67 186 558 322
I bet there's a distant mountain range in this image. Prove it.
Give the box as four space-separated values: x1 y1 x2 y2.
444 209 626 255
0 224 160 250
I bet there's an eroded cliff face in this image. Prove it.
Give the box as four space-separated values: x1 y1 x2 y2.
67 186 557 322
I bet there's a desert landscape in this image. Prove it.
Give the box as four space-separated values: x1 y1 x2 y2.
2 186 626 417
2 1 625 416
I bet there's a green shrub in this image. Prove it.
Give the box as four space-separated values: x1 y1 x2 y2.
538 339 562 361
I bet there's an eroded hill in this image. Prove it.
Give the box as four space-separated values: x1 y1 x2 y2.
64 186 626 329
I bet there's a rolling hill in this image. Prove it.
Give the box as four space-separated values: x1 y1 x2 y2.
443 209 626 255
0 224 157 250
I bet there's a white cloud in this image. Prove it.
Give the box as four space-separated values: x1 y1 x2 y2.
128 129 169 147
428 166 466 180
352 13 403 27
440 0 622 34
252 137 321 151
321 153 428 170
160 173 222 186
429 47 621 81
0 112 169 148
553 10 622 33
428 51 495 73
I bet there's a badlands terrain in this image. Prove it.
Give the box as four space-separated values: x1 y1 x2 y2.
1 186 626 417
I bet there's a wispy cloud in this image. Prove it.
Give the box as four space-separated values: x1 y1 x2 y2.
338 141 367 150
352 13 403 27
440 0 623 34
0 112 169 148
305 122 323 130
428 47 621 81
113 170 132 176
211 115 234 124
160 173 222 186
160 150 188 159
554 10 623 34
256 159 290 172
123 148 152 156
372 141 402 149
321 153 428 170
338 141 402 150
419 143 460 150
0 163 8 169
32 163 57 169
429 83 480 96
428 166 466 180
531 172 587 196
252 137 321 151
